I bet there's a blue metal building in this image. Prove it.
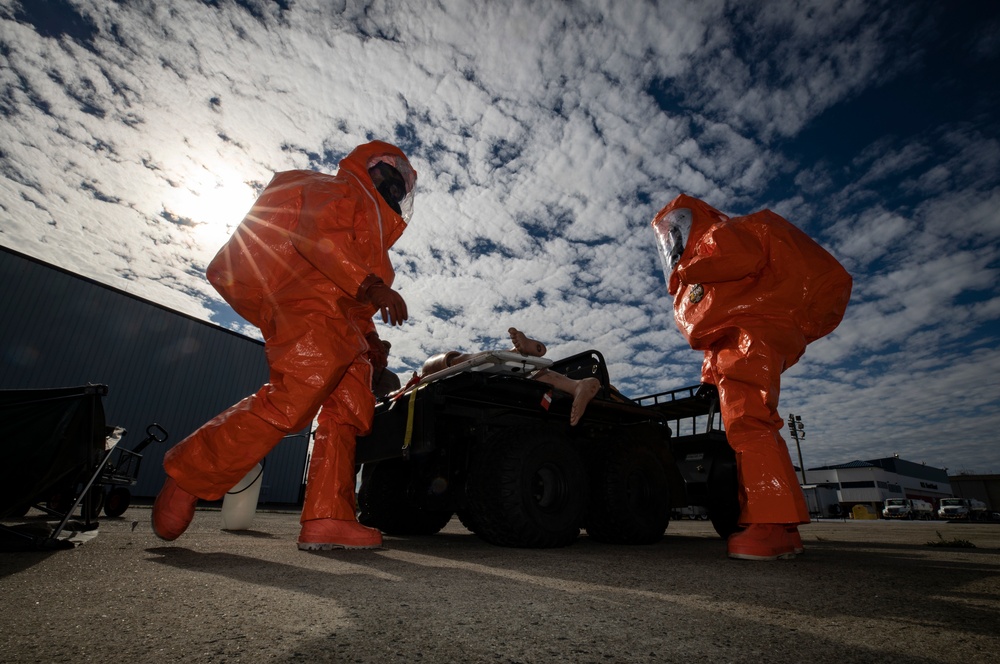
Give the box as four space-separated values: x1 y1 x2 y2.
0 245 308 504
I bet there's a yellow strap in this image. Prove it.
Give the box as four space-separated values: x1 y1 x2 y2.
403 385 422 449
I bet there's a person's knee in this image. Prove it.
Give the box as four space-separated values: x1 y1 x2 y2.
252 387 327 433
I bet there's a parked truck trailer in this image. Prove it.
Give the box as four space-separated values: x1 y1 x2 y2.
938 497 988 521
882 498 934 520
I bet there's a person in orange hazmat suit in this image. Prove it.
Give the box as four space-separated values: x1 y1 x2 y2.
152 140 417 551
651 193 852 560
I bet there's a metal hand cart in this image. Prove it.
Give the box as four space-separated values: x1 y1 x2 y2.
96 423 169 517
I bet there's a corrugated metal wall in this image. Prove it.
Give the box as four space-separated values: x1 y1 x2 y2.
0 246 308 503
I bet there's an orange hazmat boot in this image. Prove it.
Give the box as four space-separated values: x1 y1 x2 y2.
298 518 383 551
727 524 797 561
786 526 804 554
151 476 198 541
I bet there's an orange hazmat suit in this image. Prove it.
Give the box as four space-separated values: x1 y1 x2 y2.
652 194 852 525
163 140 416 523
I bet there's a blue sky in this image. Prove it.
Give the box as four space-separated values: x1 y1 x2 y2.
1 0 998 473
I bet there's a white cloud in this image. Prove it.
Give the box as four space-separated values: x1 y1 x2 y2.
1 0 998 473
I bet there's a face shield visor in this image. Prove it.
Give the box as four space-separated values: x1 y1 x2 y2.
368 155 418 223
651 207 692 288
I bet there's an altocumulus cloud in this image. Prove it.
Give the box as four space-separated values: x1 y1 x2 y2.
1 0 998 472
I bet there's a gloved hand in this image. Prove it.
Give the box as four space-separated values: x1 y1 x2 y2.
366 332 388 370
360 278 408 326
694 382 719 401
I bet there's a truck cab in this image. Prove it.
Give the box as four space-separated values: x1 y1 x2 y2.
882 498 933 520
937 497 987 520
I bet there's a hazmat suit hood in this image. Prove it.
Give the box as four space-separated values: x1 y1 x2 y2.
337 141 418 226
651 194 729 295
651 192 853 351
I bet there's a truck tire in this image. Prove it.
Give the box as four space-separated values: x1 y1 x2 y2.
584 443 671 544
465 429 587 548
706 458 742 539
358 461 454 536
456 509 482 536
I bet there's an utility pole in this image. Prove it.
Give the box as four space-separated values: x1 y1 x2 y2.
788 413 807 485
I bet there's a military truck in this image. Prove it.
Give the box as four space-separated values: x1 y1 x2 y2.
355 349 740 548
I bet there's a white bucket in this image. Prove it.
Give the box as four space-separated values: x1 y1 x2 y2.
221 462 263 530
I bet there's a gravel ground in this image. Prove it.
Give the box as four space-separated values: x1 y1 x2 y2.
2 509 999 663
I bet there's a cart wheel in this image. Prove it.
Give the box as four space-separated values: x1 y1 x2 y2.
456 508 482 535
584 443 672 545
47 492 74 515
10 502 31 518
84 486 105 519
706 457 742 539
357 461 454 536
104 487 132 517
464 428 588 548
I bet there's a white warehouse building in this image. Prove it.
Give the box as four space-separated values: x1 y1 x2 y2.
802 457 952 518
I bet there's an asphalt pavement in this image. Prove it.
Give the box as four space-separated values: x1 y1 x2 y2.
2 508 999 663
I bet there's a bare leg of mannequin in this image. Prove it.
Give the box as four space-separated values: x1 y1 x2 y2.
532 370 601 426
508 327 598 423
420 329 600 426
421 351 466 376
508 327 547 357
423 328 543 376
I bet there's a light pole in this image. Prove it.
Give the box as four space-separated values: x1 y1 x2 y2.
788 413 807 485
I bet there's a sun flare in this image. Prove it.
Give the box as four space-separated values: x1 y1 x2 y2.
162 165 257 250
